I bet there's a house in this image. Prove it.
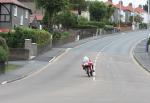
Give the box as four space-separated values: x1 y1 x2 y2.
124 3 134 24
115 1 126 23
105 0 126 24
135 5 148 23
29 14 43 29
18 0 44 28
0 0 31 31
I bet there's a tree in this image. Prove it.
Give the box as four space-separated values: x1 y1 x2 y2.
35 0 69 30
69 0 87 15
129 15 143 23
54 10 78 30
89 1 107 21
143 1 148 12
106 5 115 20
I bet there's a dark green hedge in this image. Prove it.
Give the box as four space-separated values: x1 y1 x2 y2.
148 38 150 45
0 28 52 48
73 24 98 29
52 31 70 40
139 23 147 29
104 25 114 31
0 37 9 61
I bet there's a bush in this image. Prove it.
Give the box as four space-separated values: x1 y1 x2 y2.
0 46 8 62
78 16 89 25
0 27 52 48
139 23 147 29
73 24 98 29
52 31 70 40
148 38 150 45
0 37 9 62
87 21 105 28
0 36 8 51
54 11 78 29
104 25 114 31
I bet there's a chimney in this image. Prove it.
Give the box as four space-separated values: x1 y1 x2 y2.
119 1 123 6
129 3 132 7
108 0 112 3
139 5 142 8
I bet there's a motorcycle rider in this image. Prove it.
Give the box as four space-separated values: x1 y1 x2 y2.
82 56 94 71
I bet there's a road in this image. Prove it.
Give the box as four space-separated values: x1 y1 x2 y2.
0 31 150 103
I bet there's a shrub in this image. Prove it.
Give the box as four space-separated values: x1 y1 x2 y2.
0 27 52 48
104 25 114 31
87 21 105 28
139 23 147 29
62 31 70 38
0 46 8 62
148 38 150 45
52 31 70 40
54 11 78 29
0 37 9 62
0 36 8 51
78 16 89 25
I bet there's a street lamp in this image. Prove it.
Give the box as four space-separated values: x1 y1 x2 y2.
118 0 121 31
132 0 135 30
148 0 150 30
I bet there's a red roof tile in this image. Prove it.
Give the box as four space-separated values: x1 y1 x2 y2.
0 0 30 10
135 7 145 14
29 14 43 23
124 5 133 12
36 15 43 21
0 28 10 32
115 4 126 11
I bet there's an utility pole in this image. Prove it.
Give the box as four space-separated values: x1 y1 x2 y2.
132 0 135 30
148 0 150 30
119 0 121 31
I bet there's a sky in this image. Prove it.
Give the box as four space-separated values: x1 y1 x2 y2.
113 0 147 7
98 0 147 7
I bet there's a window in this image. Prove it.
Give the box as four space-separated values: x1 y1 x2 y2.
14 6 17 16
20 15 23 25
25 10 28 19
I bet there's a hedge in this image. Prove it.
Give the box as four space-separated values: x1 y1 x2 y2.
148 38 150 45
0 27 52 48
0 37 9 62
52 31 70 40
73 24 98 29
104 25 114 31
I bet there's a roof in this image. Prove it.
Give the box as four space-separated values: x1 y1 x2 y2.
124 5 133 12
105 1 115 7
115 4 126 11
0 0 31 10
30 14 44 23
0 28 10 32
135 7 145 14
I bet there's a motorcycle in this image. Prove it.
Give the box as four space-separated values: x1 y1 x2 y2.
83 64 94 77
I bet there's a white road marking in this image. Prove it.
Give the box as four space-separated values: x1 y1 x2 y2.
93 40 116 80
1 81 7 85
11 48 72 83
130 37 150 75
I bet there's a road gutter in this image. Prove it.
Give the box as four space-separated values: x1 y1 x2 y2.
130 38 150 75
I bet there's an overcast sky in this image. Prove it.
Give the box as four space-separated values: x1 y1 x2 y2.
97 0 147 7
113 0 147 6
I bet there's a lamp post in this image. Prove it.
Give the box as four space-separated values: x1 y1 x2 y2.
148 0 150 30
118 0 121 31
132 0 135 30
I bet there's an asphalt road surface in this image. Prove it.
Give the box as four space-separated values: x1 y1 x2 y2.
0 30 150 103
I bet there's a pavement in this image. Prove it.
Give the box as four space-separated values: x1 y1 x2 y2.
0 30 149 85
133 39 150 72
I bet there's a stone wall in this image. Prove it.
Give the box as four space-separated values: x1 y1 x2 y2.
9 48 29 60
